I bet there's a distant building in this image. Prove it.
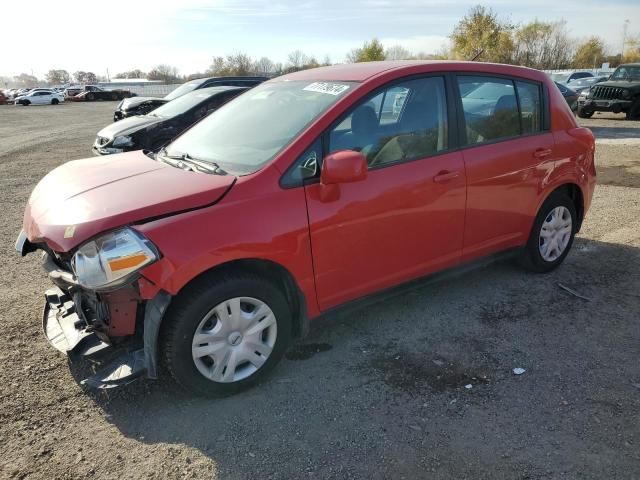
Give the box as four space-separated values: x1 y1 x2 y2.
98 78 164 88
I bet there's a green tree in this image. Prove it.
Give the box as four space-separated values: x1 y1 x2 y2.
450 6 514 63
572 37 606 68
347 38 386 63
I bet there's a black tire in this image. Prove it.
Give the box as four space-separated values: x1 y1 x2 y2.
520 191 577 273
86 93 94 101
22 100 30 106
160 272 292 397
626 99 640 121
51 98 59 105
577 106 594 119
111 92 118 101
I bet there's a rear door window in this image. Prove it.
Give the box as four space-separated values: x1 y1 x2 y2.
457 76 520 144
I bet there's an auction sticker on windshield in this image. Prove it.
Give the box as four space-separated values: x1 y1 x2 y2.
303 82 350 95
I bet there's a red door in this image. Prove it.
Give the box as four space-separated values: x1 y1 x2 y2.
303 76 466 311
455 75 555 260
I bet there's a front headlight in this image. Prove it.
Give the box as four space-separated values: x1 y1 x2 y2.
112 135 134 147
621 90 631 99
71 228 158 290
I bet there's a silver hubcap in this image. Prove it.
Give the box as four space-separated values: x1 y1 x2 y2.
539 206 572 262
192 297 277 383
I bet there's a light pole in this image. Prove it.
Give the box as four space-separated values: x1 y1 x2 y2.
622 19 630 59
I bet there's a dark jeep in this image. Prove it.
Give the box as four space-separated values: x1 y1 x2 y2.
577 63 640 120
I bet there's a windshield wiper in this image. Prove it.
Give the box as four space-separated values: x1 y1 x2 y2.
157 149 227 175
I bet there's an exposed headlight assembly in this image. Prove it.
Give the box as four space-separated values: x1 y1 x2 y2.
71 228 158 290
112 135 134 147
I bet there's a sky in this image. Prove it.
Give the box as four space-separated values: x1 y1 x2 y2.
1 0 638 79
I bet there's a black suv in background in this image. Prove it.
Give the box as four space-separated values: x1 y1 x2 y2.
96 86 247 155
578 63 640 120
113 76 267 121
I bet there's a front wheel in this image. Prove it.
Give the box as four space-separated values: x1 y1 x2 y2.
577 106 594 119
161 273 292 397
521 192 577 273
51 98 59 105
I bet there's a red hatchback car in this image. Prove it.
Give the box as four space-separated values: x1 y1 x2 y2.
16 61 596 396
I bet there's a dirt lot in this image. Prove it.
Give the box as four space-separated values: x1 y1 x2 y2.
0 103 638 480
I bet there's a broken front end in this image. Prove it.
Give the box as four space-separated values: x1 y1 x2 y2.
16 228 170 389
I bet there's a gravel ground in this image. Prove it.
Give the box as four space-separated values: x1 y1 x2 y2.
0 102 639 480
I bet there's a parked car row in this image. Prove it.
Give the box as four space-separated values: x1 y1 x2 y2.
16 61 597 397
64 84 137 101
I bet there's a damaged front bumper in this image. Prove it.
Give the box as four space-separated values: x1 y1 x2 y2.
32 244 171 389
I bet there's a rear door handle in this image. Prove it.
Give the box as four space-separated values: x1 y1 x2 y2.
433 171 460 184
533 148 552 159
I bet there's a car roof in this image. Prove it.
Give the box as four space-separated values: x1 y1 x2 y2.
274 60 545 83
181 86 246 97
191 76 269 85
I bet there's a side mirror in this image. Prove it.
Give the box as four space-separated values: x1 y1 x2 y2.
321 150 367 185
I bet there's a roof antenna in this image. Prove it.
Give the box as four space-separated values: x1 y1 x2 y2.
470 49 485 62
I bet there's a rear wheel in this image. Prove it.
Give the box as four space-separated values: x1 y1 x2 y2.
111 92 118 101
521 191 577 273
161 273 292 397
626 99 640 120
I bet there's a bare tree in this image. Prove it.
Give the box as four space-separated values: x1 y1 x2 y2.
513 20 574 69
385 45 411 60
147 64 180 84
114 69 146 79
13 73 39 88
287 50 309 70
45 69 70 85
207 53 255 76
254 57 275 75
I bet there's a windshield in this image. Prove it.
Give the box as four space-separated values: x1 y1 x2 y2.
550 73 570 83
165 80 356 175
611 66 640 80
150 90 214 118
164 81 203 101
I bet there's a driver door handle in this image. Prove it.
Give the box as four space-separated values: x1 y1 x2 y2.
433 170 460 184
533 148 552 159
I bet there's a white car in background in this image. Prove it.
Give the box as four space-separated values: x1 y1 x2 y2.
15 90 65 106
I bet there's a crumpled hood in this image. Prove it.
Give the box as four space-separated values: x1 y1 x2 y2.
97 115 163 139
23 150 235 252
120 96 167 110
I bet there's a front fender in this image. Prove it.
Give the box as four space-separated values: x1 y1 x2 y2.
134 170 320 319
